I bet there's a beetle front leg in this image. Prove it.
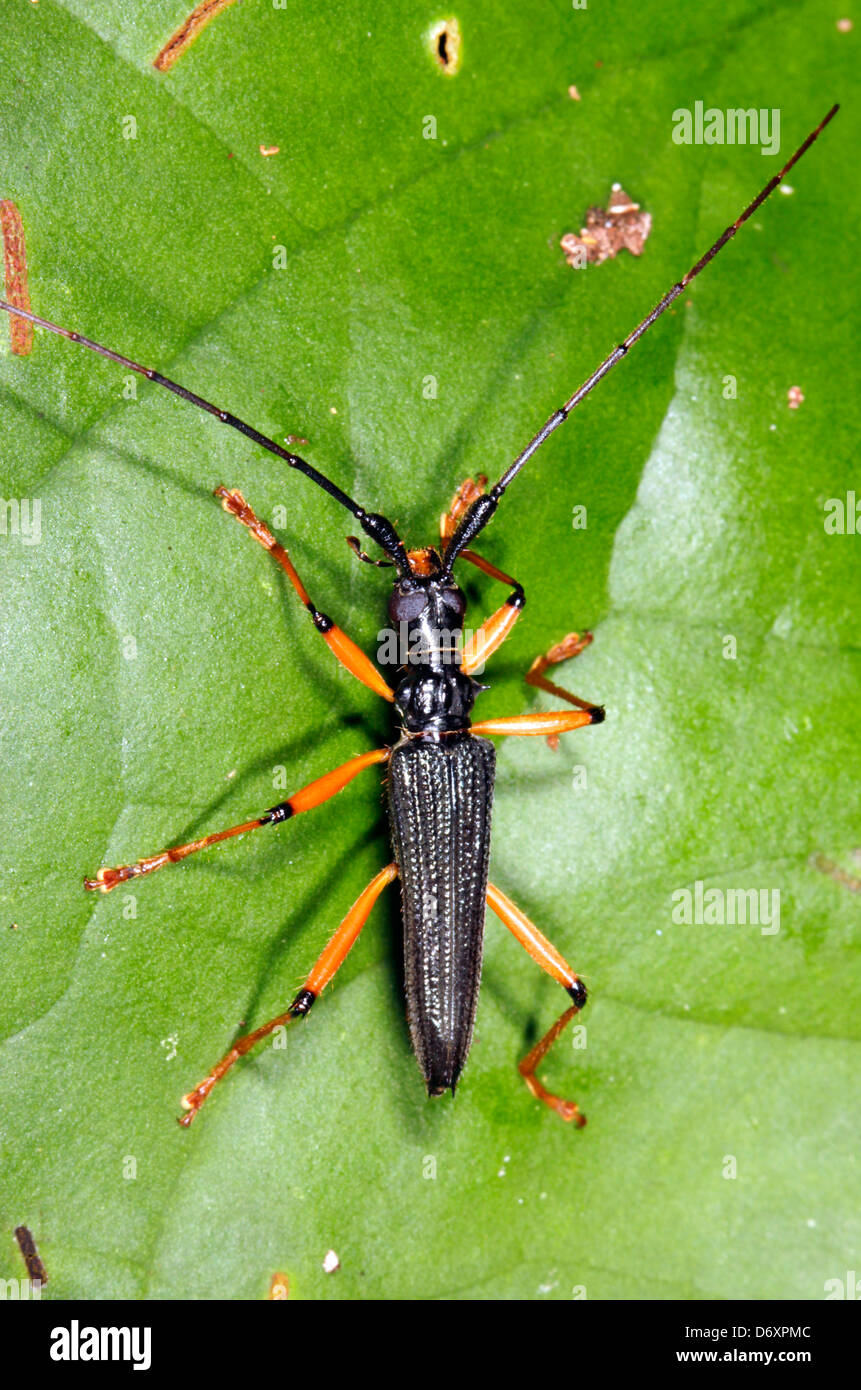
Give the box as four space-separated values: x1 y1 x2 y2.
486 882 588 1125
215 487 394 702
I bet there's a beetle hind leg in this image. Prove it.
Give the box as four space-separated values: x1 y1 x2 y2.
487 882 588 1125
178 862 397 1126
518 1001 586 1126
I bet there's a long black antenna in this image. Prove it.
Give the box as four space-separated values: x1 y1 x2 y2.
443 103 839 569
0 298 410 573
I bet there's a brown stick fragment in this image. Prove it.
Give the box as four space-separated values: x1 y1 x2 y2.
14 1225 48 1285
0 201 33 356
153 0 237 73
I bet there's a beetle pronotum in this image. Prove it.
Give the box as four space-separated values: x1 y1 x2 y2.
1 104 838 1127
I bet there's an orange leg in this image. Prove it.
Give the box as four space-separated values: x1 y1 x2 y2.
440 480 598 697
180 862 398 1126
84 747 389 893
526 631 597 713
458 545 525 676
216 487 393 703
472 709 603 737
440 474 488 546
461 592 523 675
486 882 588 1126
440 475 525 674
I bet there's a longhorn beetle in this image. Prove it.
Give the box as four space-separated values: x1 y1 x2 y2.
1 105 838 1127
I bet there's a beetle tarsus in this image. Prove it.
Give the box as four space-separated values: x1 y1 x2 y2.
518 1002 587 1126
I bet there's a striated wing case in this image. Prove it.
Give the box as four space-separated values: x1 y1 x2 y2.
387 736 496 1095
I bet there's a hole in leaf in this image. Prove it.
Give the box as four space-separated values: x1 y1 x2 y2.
428 18 461 74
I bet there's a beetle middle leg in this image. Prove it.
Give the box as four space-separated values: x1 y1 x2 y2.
84 747 389 893
179 862 398 1126
472 708 603 737
486 882 587 1126
526 629 597 714
526 633 599 748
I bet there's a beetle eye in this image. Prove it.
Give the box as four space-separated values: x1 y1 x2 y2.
440 587 465 618
389 588 429 623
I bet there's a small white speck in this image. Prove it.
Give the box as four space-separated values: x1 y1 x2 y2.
656 928 663 936
807 1218 817 1228
330 406 337 415
769 423 777 432
322 1249 340 1273
779 184 794 196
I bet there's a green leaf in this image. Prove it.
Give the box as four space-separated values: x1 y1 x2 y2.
1 0 857 1301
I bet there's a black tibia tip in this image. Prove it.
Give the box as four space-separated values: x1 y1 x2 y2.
567 980 588 1009
589 706 606 724
309 607 334 633
507 590 526 610
289 989 315 1017
263 801 294 825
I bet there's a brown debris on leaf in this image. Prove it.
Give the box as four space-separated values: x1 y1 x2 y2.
153 0 237 72
810 852 861 893
560 184 652 268
15 1226 47 1286
0 200 33 356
